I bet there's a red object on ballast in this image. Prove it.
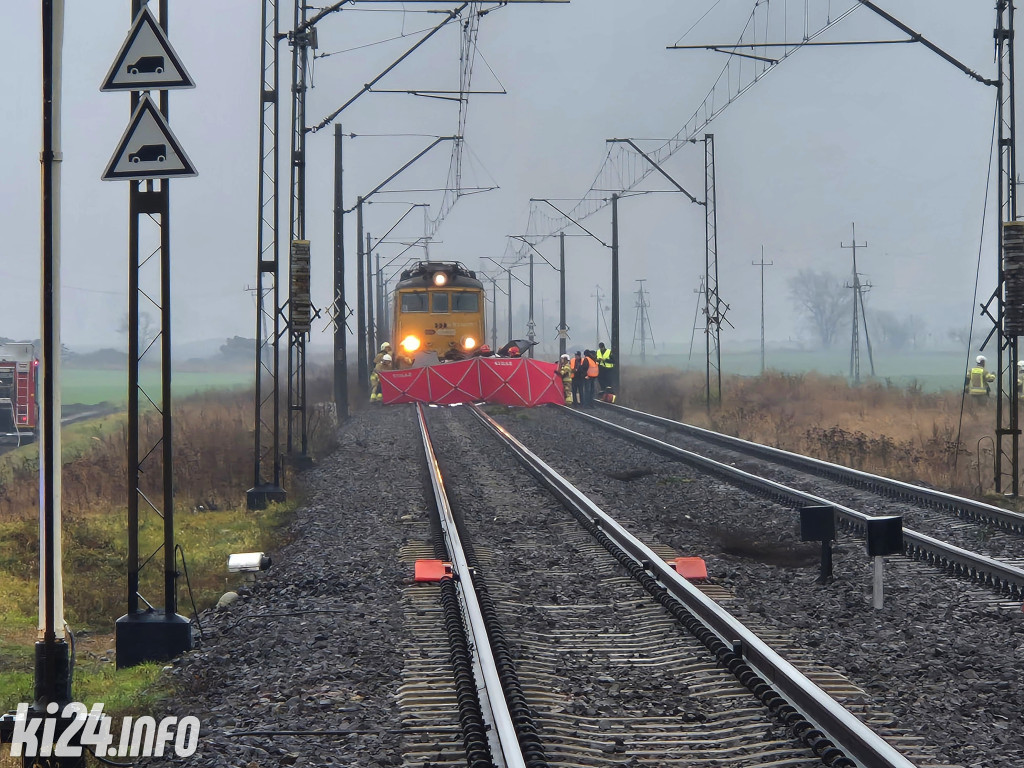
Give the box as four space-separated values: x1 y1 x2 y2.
673 557 708 581
414 559 453 582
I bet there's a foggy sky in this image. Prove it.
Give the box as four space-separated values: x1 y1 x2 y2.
0 1 1005 356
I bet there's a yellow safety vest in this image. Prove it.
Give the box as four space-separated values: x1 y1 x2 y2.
968 367 989 395
596 348 614 368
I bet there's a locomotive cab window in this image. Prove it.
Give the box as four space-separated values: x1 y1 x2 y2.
431 292 449 313
401 292 428 312
451 292 480 312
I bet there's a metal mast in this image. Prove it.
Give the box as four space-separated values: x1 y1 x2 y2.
248 0 286 508
286 0 313 468
632 279 655 361
841 223 875 383
994 0 1020 495
752 248 773 375
703 134 727 406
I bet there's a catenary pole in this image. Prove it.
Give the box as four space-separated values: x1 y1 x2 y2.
38 0 69 707
356 197 367 398
611 194 620 393
333 124 348 419
559 231 567 357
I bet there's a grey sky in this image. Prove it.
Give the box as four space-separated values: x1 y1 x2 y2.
0 1 1006 354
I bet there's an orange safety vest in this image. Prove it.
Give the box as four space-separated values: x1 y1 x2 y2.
585 354 599 378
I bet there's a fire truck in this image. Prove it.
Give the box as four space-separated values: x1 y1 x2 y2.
0 343 39 445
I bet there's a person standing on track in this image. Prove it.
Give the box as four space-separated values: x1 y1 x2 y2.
595 341 614 392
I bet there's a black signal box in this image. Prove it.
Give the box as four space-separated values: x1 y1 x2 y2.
866 516 903 557
800 505 835 542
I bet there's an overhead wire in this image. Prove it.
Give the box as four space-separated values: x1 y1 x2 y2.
521 2 862 244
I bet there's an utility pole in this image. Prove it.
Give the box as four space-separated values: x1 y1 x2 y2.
333 124 348 420
632 279 655 361
752 247 773 375
611 193 620 392
841 223 875 383
366 231 375 362
558 231 568 356
356 197 367 399
528 248 535 356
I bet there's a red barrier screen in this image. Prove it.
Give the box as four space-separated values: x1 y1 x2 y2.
380 357 563 407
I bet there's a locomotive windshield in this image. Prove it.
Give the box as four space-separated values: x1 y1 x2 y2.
452 293 480 312
431 293 449 313
401 292 428 312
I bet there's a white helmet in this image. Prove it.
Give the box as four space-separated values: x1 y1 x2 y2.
381 341 392 351
1017 360 1024 370
977 355 986 365
382 354 392 362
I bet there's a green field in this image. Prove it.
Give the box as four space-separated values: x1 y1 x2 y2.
62 368 251 406
623 347 974 393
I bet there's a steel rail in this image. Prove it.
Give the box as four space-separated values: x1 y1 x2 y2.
600 402 1024 534
415 403 527 768
568 405 1024 597
468 404 917 768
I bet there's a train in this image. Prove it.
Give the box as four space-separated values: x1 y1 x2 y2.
0 343 39 445
392 261 486 365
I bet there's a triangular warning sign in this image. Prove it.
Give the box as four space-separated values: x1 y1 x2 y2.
101 7 194 92
102 94 197 181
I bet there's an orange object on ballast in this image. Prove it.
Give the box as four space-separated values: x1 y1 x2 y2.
414 559 453 582
673 557 708 581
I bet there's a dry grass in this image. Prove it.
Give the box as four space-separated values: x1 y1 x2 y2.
623 368 1003 501
0 382 340 715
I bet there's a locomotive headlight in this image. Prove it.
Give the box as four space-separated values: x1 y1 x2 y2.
401 335 421 353
462 336 477 350
432 272 448 286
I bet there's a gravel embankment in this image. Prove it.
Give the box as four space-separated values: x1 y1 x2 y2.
495 405 1024 768
149 405 422 768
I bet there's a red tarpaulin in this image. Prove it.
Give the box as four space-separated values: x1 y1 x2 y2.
380 357 564 406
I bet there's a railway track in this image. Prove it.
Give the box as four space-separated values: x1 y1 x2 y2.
410 403 936 767
562 402 1024 598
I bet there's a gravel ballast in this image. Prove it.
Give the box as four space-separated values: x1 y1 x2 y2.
495 405 1024 767
150 406 422 768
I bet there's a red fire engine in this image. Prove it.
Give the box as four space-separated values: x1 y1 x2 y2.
0 343 39 445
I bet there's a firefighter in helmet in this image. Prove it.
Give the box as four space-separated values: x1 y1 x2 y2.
557 354 573 405
370 354 393 403
965 355 996 404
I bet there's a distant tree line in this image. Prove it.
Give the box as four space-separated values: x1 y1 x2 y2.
787 269 926 351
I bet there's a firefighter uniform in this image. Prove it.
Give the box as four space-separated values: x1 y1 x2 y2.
557 355 573 405
370 355 393 402
966 356 995 404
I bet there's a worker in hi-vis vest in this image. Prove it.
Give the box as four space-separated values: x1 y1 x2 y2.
596 342 614 391
965 355 996 404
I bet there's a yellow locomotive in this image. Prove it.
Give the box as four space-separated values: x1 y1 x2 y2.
393 261 486 365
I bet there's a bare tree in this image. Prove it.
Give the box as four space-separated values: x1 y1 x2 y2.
788 269 850 348
117 312 159 348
